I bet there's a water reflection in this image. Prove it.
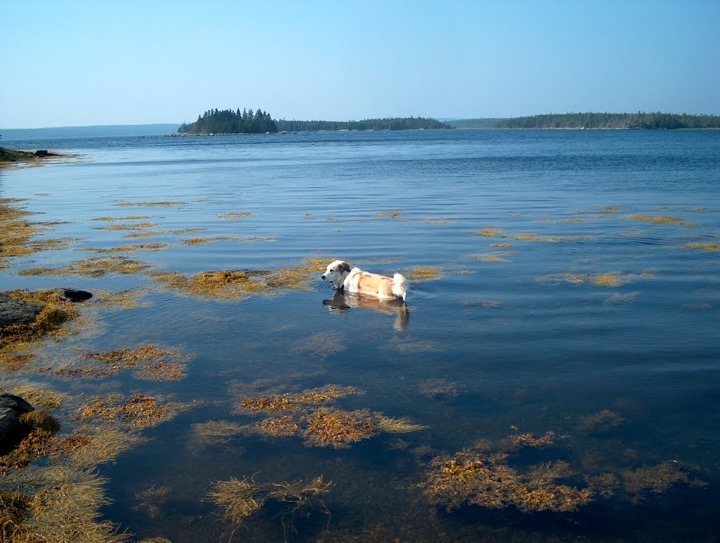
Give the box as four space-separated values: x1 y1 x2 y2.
322 290 410 331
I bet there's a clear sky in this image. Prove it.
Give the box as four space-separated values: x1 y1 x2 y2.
1 0 718 128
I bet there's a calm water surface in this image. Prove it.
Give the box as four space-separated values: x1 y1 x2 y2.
1 130 719 542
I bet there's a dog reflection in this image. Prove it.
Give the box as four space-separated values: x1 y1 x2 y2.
322 291 410 331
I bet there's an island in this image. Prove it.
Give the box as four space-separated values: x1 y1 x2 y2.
177 108 452 135
491 112 720 130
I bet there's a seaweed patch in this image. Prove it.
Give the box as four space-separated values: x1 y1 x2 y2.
235 384 426 449
208 475 332 542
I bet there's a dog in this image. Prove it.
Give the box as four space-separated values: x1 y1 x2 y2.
321 260 408 301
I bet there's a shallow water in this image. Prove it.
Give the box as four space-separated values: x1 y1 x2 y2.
1 129 719 542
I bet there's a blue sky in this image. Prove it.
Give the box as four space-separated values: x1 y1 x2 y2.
1 0 718 128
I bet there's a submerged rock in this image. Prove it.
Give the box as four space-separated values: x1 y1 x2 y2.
0 393 35 454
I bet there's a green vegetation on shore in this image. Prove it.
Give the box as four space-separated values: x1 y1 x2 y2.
493 112 720 130
275 116 451 132
177 108 451 134
178 108 278 135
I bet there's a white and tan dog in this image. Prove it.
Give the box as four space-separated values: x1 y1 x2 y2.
321 260 408 301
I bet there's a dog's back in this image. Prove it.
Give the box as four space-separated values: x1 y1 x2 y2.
345 268 408 301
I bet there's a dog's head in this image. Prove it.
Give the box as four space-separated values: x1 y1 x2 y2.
321 260 351 289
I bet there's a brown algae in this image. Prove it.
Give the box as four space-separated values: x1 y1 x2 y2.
75 393 189 429
152 257 329 300
218 211 253 220
19 256 152 278
0 198 70 269
685 242 720 252
114 200 187 207
208 475 332 541
83 242 170 253
403 266 443 281
182 235 274 245
78 344 191 381
373 210 404 219
622 461 706 503
422 449 593 513
627 214 696 227
236 384 426 449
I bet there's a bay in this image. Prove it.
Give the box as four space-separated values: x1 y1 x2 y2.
1 129 719 542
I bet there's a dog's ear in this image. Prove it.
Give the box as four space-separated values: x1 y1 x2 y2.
340 262 351 273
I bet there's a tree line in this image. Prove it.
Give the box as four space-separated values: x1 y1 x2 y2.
275 117 451 132
178 108 278 134
493 112 720 130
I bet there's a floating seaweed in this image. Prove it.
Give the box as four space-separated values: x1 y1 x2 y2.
627 214 696 226
208 475 332 542
622 461 706 504
16 465 129 543
421 449 593 514
41 344 191 382
182 235 274 245
75 393 189 429
303 408 378 449
237 384 425 449
7 384 64 409
123 227 206 239
471 253 510 264
218 211 253 220
91 215 151 222
474 227 506 238
0 198 68 269
256 415 302 438
19 256 152 278
513 232 577 243
114 200 187 207
83 242 170 253
421 217 451 224
94 222 160 231
402 266 443 281
373 210 404 219
539 271 654 289
152 257 329 300
375 415 430 434
58 426 147 467
236 385 364 415
685 242 720 252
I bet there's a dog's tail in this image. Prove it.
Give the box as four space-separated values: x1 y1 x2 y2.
392 273 409 301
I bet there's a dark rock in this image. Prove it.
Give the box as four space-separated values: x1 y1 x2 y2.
34 150 49 157
60 288 93 302
0 293 43 329
0 394 35 454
